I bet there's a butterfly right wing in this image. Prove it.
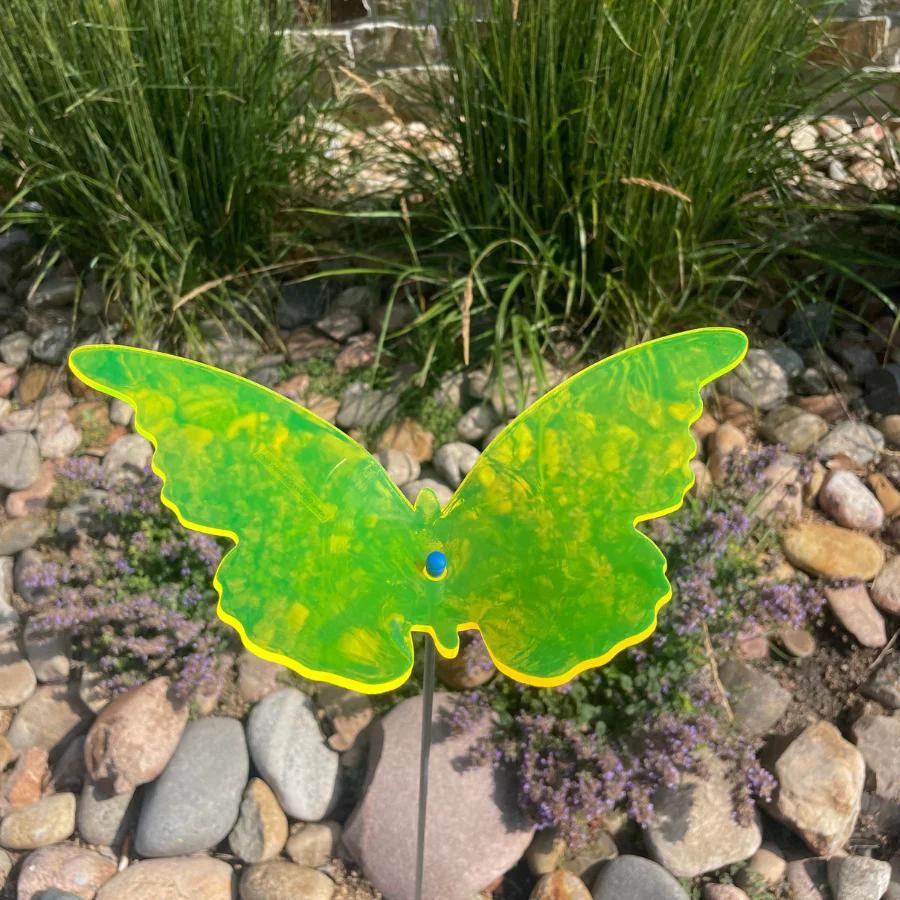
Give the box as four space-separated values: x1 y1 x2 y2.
434 328 748 686
70 345 430 693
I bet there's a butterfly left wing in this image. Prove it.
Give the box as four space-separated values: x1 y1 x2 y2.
69 345 433 694
431 327 748 686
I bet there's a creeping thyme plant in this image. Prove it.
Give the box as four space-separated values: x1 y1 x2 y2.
27 457 234 700
449 447 822 848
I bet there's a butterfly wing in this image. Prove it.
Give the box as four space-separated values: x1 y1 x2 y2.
69 345 433 694
432 327 748 685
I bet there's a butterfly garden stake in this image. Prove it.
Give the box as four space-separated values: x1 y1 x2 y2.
69 326 748 899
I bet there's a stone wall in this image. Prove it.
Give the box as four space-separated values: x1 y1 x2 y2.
294 0 900 123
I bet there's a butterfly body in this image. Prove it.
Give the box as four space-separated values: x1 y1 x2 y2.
69 327 747 693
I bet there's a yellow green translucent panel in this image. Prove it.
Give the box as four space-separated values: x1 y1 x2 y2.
69 327 747 693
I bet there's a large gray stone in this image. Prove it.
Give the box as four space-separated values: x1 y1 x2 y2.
77 777 137 847
0 515 46 555
0 556 16 637
819 470 884 532
592 855 688 900
135 716 248 857
719 659 792 737
644 755 762 878
246 688 340 821
817 421 885 465
828 855 891 900
335 382 399 429
718 349 789 410
101 434 152 482
344 693 534 900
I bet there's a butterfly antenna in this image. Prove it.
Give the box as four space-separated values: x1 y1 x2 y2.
414 634 436 900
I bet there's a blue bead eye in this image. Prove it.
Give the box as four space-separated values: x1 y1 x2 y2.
425 550 447 578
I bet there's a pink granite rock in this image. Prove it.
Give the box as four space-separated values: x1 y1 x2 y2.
344 693 534 900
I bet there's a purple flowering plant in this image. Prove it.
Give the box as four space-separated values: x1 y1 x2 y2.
26 456 234 701
448 447 821 848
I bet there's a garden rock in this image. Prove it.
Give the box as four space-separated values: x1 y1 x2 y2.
374 447 420 487
344 693 534 900
277 280 332 329
851 714 900 803
817 421 885 466
706 423 747 483
95 856 236 899
530 870 591 900
101 433 152 482
881 415 900 448
591 855 688 900
0 516 47 556
378 417 434 462
246 687 340 821
772 720 865 855
50 736 86 794
3 747 48 812
135 716 249 857
760 405 828 453
316 308 364 342
742 844 786 887
644 755 761 877
786 858 830 900
228 777 288 864
108 398 132 427
560 829 618 882
336 382 399 429
0 556 15 635
783 521 885 580
703 887 749 900
36 412 81 459
0 640 36 708
872 555 900 615
0 431 41 490
16 844 117 900
31 325 71 365
718 659 791 736
0 331 31 368
828 855 891 899
457 403 499 443
869 472 900 517
236 651 285 704
318 684 374 753
819 470 884 531
764 340 804 377
7 682 91 753
17 365 55 405
239 861 335 900
752 451 803 522
285 821 341 867
718 348 788 410
0 364 15 398
825 583 887 647
7 460 57 519
0 793 76 849
76 777 136 847
24 620 70 683
401 478 453 507
84 676 189 793
864 655 900 709
780 627 816 657
433 441 480 488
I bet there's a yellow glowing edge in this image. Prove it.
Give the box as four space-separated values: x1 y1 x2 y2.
70 326 746 695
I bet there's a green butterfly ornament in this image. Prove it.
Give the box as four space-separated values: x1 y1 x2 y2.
68 327 747 694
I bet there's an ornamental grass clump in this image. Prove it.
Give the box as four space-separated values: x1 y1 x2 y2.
449 448 822 848
27 457 234 700
386 0 837 366
0 0 329 348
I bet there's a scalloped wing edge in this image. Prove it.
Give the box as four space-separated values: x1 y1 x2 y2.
68 344 421 695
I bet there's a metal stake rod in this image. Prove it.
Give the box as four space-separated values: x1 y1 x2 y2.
414 636 436 900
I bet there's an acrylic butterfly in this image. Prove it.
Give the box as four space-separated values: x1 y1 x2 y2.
69 327 747 694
